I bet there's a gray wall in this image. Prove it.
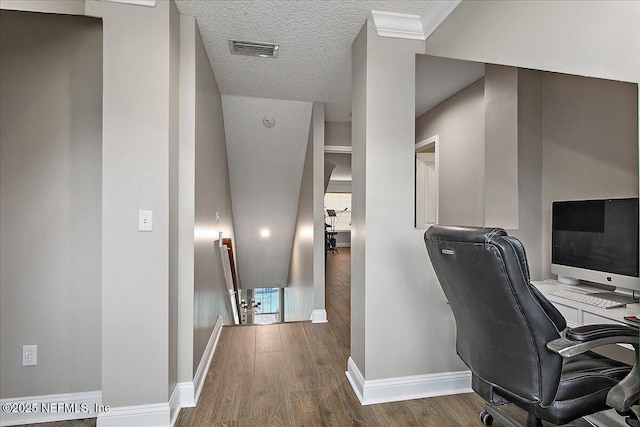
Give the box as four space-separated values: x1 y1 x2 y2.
415 78 485 227
191 19 236 373
0 10 102 398
325 121 351 146
350 22 368 373
168 0 181 398
541 73 638 278
311 102 327 316
86 0 173 407
510 69 544 281
351 21 466 380
484 65 518 228
285 119 315 321
415 67 637 283
425 0 639 85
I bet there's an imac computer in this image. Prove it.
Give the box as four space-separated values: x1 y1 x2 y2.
551 198 639 303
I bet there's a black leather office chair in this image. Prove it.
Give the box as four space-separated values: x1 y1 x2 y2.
424 225 639 427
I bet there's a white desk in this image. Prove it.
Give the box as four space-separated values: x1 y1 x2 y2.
533 280 638 427
532 279 639 329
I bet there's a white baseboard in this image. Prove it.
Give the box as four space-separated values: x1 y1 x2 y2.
177 382 195 408
0 390 101 426
336 243 351 248
2 317 226 427
345 357 472 405
166 382 195 427
193 315 224 403
310 309 328 323
97 402 169 427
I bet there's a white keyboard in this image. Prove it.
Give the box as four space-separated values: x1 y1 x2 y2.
549 290 627 309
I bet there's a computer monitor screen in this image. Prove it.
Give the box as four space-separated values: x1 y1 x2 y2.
551 198 639 293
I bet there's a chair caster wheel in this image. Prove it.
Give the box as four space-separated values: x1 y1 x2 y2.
480 411 493 426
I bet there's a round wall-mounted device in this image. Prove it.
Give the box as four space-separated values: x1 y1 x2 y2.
263 116 275 128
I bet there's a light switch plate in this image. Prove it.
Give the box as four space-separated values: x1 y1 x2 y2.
138 210 152 231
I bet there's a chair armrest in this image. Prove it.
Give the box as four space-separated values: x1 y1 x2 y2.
566 324 638 342
547 324 639 413
547 324 638 357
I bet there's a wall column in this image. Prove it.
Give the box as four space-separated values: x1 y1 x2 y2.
85 1 173 424
349 21 468 403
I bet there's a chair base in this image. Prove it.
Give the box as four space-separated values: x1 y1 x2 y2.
481 403 595 427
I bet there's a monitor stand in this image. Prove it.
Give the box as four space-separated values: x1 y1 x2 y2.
557 275 579 285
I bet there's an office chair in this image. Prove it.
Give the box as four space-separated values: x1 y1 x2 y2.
424 226 639 427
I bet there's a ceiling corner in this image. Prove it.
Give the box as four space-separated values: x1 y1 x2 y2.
420 0 462 40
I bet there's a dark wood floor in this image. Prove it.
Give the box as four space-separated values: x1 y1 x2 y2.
22 248 548 427
175 248 488 426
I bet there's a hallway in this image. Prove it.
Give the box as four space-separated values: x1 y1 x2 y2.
174 249 485 426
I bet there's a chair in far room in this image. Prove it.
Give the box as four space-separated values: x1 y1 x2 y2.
424 225 639 427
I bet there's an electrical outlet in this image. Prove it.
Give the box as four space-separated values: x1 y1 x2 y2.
22 345 37 366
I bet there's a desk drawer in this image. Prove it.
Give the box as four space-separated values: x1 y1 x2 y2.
553 302 579 326
583 311 624 326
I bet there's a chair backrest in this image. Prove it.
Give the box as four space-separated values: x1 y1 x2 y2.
424 225 567 406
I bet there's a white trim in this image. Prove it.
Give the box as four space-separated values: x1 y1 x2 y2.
415 135 438 153
310 309 328 323
420 1 463 39
177 382 195 408
345 357 366 403
415 135 440 227
168 385 180 427
345 357 471 405
193 315 224 403
370 10 425 40
96 402 169 427
0 391 101 426
336 242 351 248
98 0 159 6
324 145 352 154
369 3 462 41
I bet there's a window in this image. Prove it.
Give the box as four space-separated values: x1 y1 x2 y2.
324 192 351 231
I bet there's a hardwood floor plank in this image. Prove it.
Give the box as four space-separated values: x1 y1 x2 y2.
279 322 319 392
255 323 283 353
210 349 255 422
253 351 295 426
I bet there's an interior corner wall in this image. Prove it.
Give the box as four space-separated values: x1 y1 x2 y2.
541 73 639 278
168 0 180 398
484 64 518 229
0 10 102 399
85 0 172 408
312 102 327 315
177 12 196 386
325 121 352 146
415 78 485 227
285 118 315 321
191 17 235 374
509 69 543 281
350 21 368 373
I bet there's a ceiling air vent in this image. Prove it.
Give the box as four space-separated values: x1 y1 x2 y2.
229 40 279 58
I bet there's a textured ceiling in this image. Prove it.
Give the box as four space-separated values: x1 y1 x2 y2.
174 0 432 122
